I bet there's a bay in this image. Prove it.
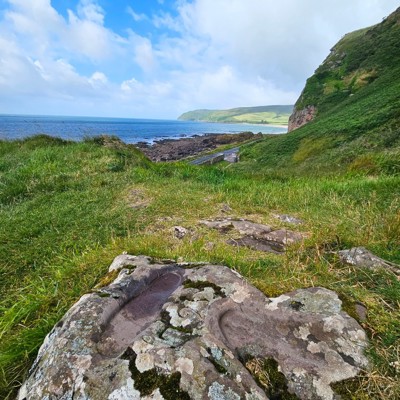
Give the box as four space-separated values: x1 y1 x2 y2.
0 114 287 143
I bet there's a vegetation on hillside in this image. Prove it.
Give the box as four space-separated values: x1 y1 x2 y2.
0 134 399 399
178 105 293 125
240 7 400 176
294 7 400 114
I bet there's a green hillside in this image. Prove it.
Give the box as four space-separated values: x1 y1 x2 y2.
178 105 293 125
239 7 400 176
294 8 400 116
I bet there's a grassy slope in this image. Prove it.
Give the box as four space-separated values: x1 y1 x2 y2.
239 66 400 176
0 136 399 399
295 8 400 113
177 105 293 124
240 8 400 176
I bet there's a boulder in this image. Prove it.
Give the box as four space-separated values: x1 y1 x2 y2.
338 247 400 276
274 214 304 225
19 255 369 400
172 226 189 239
200 218 304 254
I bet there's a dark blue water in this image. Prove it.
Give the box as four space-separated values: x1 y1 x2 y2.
0 115 287 143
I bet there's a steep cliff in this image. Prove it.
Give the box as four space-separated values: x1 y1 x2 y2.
288 7 400 131
288 105 316 131
240 7 400 174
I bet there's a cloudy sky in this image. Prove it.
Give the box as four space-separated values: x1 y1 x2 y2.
0 0 398 119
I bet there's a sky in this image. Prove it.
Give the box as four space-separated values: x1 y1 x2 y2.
0 0 398 119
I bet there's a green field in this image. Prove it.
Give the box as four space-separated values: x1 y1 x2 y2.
178 105 293 125
230 111 290 125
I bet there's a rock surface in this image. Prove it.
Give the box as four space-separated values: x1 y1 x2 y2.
288 105 317 132
338 247 400 276
200 218 304 254
136 132 260 162
274 214 304 225
19 255 369 400
172 226 189 239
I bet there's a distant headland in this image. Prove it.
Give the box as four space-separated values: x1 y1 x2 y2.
177 105 293 125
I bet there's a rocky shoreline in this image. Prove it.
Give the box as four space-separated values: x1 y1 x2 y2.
135 132 262 162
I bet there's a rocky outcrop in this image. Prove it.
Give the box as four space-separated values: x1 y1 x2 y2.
19 255 369 400
200 218 304 254
288 105 317 132
136 133 259 162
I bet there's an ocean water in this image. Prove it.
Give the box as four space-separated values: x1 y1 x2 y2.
0 114 287 143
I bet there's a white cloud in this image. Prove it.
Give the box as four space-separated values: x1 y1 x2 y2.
89 71 108 87
66 9 114 61
157 0 400 89
77 0 105 24
128 31 157 73
127 6 148 22
0 0 398 118
152 11 181 31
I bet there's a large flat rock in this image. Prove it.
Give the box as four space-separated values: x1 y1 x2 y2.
19 255 369 400
200 218 304 254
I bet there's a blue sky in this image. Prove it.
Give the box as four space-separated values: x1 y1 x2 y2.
0 0 398 119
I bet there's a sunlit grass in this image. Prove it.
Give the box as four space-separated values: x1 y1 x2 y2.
0 136 399 399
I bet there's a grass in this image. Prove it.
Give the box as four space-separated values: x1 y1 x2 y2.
178 105 293 124
238 65 400 177
0 135 399 399
295 8 400 113
230 111 290 125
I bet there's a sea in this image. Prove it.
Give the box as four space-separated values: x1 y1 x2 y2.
0 114 287 144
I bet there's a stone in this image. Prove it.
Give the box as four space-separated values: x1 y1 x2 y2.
200 219 273 236
20 255 369 400
200 219 235 232
221 203 232 213
355 302 368 322
338 247 400 276
203 241 215 251
136 132 258 162
109 254 152 272
227 237 284 254
201 218 304 254
274 214 304 225
172 226 189 239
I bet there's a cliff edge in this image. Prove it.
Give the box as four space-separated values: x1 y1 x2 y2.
288 7 400 132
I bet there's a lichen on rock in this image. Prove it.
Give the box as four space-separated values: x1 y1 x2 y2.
19 255 369 400
200 218 305 254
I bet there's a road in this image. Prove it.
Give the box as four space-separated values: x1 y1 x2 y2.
190 147 240 165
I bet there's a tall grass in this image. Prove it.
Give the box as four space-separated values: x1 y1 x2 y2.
0 135 399 398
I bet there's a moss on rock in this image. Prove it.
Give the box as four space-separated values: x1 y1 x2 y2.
123 347 191 399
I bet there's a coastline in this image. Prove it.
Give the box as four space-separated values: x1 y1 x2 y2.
177 119 288 130
0 115 286 143
135 132 263 162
